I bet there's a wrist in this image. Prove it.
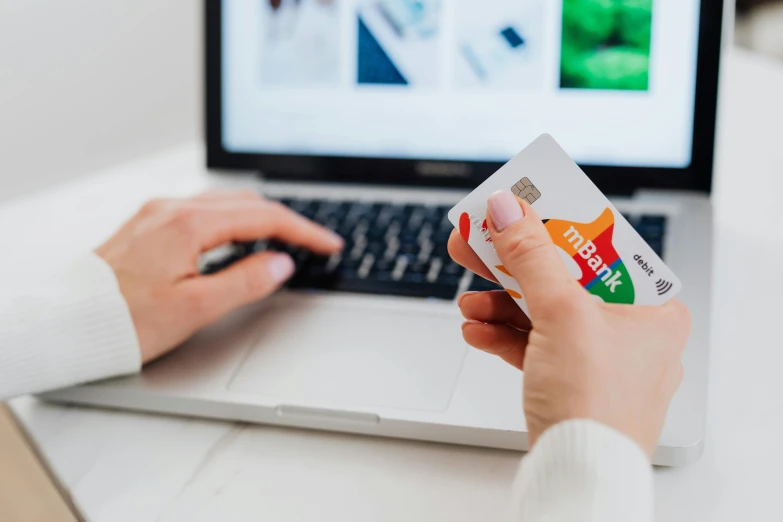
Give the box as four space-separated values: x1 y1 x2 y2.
517 419 654 521
528 414 654 461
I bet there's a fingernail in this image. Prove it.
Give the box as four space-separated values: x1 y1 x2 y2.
488 190 524 231
461 320 484 330
328 231 345 248
267 254 295 283
457 291 477 306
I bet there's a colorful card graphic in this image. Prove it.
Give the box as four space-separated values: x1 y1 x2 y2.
544 208 635 305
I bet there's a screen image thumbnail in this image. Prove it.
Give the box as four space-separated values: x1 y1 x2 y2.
357 0 441 87
560 0 653 91
259 0 341 87
453 0 547 89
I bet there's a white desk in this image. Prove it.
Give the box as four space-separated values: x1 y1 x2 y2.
2 47 783 521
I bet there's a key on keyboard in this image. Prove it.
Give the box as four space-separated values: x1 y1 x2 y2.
468 276 504 293
628 214 667 258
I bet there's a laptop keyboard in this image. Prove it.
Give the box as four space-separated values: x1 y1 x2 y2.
202 198 667 301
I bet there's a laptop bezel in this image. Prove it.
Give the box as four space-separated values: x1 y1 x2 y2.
205 0 724 196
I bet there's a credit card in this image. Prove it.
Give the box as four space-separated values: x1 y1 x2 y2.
448 134 681 314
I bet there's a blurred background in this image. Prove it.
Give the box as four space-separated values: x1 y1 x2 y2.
0 1 200 201
0 0 781 202
736 0 783 56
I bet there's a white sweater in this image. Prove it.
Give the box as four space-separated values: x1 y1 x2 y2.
0 253 654 521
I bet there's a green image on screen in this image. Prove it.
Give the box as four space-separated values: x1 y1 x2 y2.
560 0 653 91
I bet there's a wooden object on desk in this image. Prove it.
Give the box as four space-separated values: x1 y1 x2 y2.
0 404 83 522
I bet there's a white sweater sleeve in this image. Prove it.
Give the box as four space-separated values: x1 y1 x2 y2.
0 253 141 400
514 419 654 522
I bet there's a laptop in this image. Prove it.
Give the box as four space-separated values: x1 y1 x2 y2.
42 0 725 466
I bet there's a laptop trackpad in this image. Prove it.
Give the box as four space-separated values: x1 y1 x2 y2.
228 301 467 412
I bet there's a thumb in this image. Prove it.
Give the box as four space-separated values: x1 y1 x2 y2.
182 252 295 323
486 190 581 319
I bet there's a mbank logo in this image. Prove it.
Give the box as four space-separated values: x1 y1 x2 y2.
544 208 635 305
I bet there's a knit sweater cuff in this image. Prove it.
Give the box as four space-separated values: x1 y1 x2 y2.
515 419 654 522
0 253 141 399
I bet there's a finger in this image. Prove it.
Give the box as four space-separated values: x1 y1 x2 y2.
604 298 692 351
461 322 528 371
458 290 531 331
447 230 497 282
666 300 692 352
636 299 692 358
193 190 262 202
195 200 344 254
180 251 295 323
486 191 582 320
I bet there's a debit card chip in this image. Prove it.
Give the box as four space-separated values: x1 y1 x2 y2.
511 177 541 204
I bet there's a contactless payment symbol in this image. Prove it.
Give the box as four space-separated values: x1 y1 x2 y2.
544 208 636 305
655 279 673 296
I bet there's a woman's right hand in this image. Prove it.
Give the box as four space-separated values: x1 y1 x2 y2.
448 190 692 459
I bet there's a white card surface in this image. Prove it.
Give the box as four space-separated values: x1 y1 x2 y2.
449 134 681 314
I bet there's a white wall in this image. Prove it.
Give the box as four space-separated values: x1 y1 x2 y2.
0 0 201 202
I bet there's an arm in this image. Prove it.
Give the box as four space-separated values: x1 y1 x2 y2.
0 253 140 399
515 420 653 522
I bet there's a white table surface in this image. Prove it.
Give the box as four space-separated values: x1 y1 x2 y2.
3 47 783 521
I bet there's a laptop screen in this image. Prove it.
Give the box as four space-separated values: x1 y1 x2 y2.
221 0 702 169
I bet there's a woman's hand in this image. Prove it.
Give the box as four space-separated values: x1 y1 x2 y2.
448 190 691 458
96 191 343 364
